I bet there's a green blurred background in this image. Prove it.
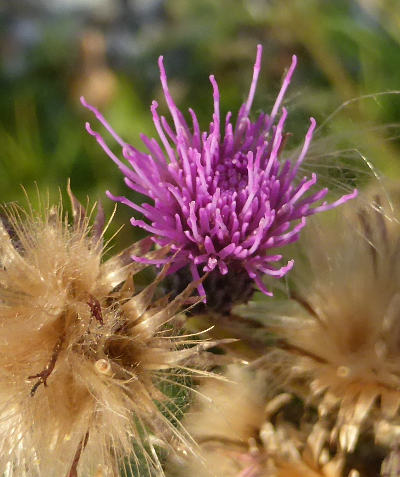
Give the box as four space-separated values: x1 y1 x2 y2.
1 0 400 247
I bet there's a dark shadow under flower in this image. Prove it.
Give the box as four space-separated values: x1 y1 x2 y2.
82 45 356 298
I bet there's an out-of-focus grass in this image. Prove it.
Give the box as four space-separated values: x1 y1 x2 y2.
1 0 400 245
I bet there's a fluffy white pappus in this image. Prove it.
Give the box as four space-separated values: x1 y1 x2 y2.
168 364 269 477
258 192 400 452
0 191 215 477
169 364 349 477
182 364 269 443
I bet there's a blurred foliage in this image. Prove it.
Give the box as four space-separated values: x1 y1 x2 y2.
1 0 400 249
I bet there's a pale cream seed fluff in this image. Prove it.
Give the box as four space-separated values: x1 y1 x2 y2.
0 190 217 477
257 191 400 453
168 364 353 477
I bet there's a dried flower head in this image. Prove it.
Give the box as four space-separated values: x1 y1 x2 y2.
262 194 400 452
81 45 356 298
169 365 351 477
0 189 214 477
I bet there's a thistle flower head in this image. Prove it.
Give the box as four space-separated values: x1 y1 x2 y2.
82 45 356 297
170 365 350 477
0 190 213 477
262 194 400 452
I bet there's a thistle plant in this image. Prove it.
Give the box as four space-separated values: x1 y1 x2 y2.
170 364 355 477
82 45 356 303
4 43 396 477
262 196 400 454
0 188 217 477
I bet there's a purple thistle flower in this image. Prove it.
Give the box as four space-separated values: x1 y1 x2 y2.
81 45 357 298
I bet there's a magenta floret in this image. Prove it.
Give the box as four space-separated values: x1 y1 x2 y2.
82 45 357 297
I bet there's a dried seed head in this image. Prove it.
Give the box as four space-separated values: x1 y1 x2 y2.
169 364 349 477
0 191 213 477
261 194 400 452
